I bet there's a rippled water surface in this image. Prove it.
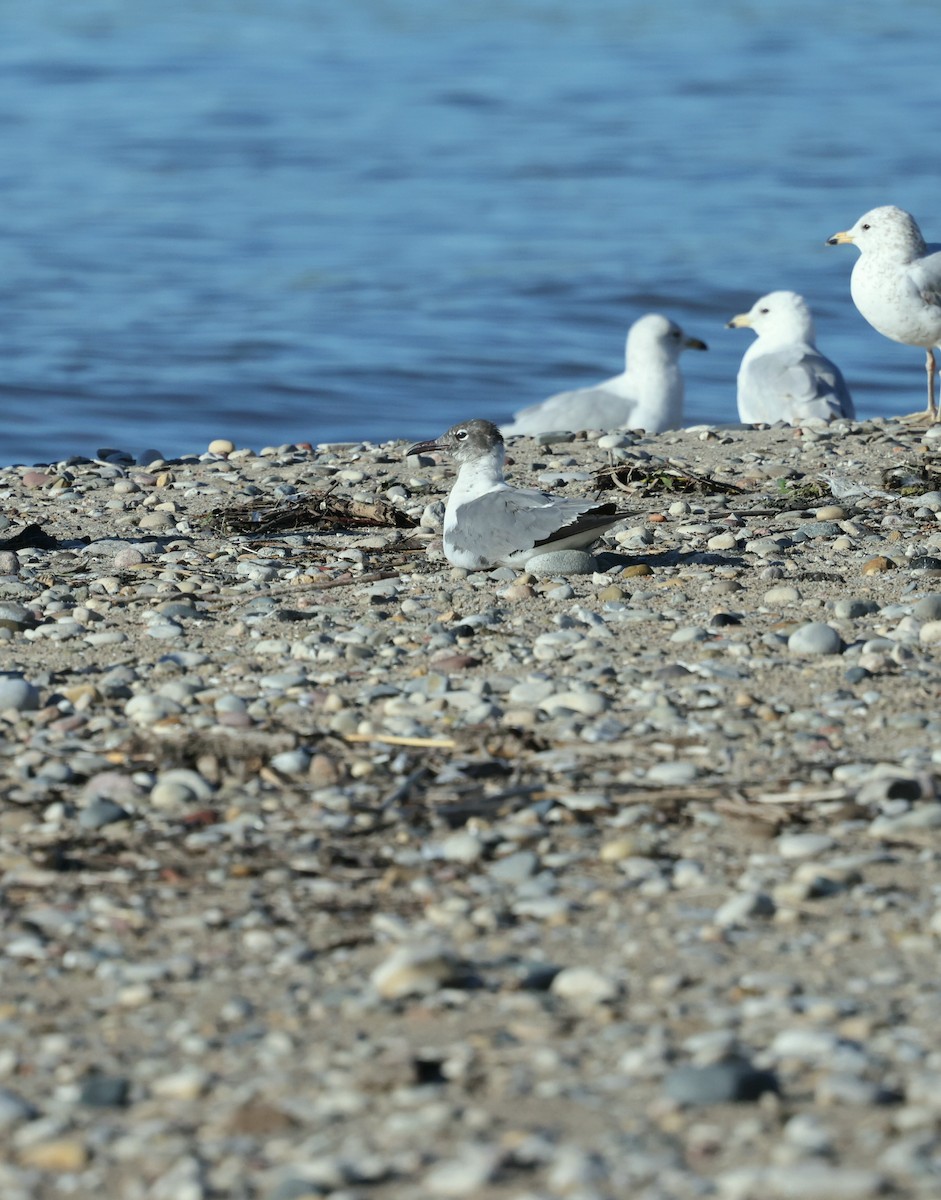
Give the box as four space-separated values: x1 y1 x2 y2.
2 1 940 463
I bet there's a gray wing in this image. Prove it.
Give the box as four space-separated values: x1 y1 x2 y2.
504 386 635 436
740 345 854 423
448 489 624 565
911 245 941 308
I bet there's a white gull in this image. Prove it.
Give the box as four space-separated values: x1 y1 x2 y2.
502 313 707 436
827 205 941 420
727 290 854 425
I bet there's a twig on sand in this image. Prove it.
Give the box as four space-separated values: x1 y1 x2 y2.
340 732 457 749
299 569 400 590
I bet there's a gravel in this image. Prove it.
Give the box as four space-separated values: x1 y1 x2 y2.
1 420 940 1197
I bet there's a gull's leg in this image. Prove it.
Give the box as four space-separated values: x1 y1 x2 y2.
905 349 941 424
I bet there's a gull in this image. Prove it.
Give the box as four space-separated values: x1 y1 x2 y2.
406 418 629 569
827 205 941 420
726 291 855 425
501 313 707 436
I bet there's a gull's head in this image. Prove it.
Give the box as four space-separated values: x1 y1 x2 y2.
726 291 815 342
826 205 926 258
626 313 708 363
406 418 504 466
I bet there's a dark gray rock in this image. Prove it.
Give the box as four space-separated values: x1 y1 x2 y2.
665 1057 779 1105
80 1075 131 1108
79 798 131 830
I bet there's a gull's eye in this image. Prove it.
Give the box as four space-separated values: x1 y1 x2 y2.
861 223 870 231
671 329 681 338
454 428 468 441
759 307 770 315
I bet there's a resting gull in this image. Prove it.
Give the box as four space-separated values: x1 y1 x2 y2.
727 291 854 425
502 313 707 436
406 419 629 569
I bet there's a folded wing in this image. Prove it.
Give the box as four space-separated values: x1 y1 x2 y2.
448 489 626 566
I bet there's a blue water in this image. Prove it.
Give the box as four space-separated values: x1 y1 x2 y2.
1 1 940 465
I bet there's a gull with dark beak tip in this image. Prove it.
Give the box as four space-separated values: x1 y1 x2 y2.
827 205 941 421
726 291 854 425
502 313 707 436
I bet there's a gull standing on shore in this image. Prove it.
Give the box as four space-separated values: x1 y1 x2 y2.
827 206 941 420
727 291 854 425
406 419 629 569
502 313 707 436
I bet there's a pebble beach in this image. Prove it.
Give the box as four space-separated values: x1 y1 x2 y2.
4 417 941 1198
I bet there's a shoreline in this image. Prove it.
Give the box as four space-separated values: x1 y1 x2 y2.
1 416 941 1196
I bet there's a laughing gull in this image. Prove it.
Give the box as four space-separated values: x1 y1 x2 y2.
727 291 855 425
827 206 941 420
406 419 630 570
502 313 707 436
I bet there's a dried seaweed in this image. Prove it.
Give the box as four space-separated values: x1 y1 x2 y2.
200 491 417 536
881 461 941 496
594 458 748 497
767 476 831 506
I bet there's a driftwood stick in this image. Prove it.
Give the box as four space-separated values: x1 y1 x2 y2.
341 732 457 749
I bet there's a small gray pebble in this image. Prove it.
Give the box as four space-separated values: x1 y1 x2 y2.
270 749 310 775
0 1086 37 1130
776 832 836 859
788 622 842 656
534 430 576 445
80 1075 131 1108
670 625 709 644
0 675 40 711
488 850 539 883
153 768 213 802
97 447 134 464
914 594 941 621
439 832 484 864
420 500 445 530
156 600 198 620
665 1057 779 1105
269 1182 327 1200
816 1073 897 1107
79 798 130 830
746 535 792 556
869 805 941 834
145 619 184 640
832 598 879 619
759 1163 886 1199
550 965 619 1007
764 585 801 605
525 549 597 576
714 891 776 928
113 546 147 570
0 602 31 631
646 761 698 785
793 520 844 540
